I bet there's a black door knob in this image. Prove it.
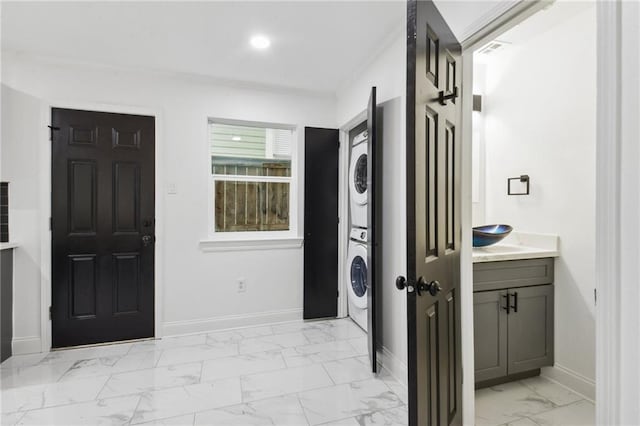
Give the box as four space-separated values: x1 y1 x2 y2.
428 280 442 296
142 235 153 247
396 276 415 293
415 277 441 296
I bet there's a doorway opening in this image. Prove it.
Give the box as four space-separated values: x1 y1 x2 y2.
468 2 596 425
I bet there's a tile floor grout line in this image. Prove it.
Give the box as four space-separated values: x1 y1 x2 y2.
93 373 113 400
319 361 337 386
2 392 143 417
518 397 590 421
197 359 204 383
295 391 314 426
520 376 589 407
126 394 145 426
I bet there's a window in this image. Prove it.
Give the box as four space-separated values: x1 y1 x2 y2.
209 120 294 234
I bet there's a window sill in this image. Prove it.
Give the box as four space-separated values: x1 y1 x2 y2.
199 237 303 253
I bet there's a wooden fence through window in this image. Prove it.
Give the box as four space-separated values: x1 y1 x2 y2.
214 162 290 232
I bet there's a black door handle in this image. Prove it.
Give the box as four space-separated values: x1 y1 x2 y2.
511 292 518 313
438 86 458 105
142 235 154 247
502 293 511 314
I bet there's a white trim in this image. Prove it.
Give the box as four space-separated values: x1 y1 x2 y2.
456 1 524 43
595 1 620 422
460 1 551 51
377 344 408 387
208 117 297 132
541 365 596 403
594 1 640 424
162 308 303 337
212 175 291 184
0 242 19 250
12 336 42 355
338 110 368 320
39 100 165 353
460 49 476 426
198 237 303 252
337 128 350 319
206 118 299 241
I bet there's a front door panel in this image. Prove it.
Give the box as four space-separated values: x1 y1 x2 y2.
52 108 155 348
406 1 462 424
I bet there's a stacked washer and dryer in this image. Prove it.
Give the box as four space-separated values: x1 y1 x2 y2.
347 129 369 331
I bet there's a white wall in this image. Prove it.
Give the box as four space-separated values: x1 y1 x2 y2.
479 4 596 386
1 52 337 350
0 85 45 353
471 63 487 226
335 26 408 383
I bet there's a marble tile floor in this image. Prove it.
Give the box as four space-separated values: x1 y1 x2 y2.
0 316 594 426
475 377 595 426
0 318 408 426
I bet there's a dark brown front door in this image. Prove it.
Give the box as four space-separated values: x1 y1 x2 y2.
51 108 155 348
401 1 462 424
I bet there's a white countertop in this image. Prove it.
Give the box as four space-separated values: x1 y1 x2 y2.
0 242 19 250
472 232 559 263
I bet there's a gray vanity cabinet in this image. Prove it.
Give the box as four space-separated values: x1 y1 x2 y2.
473 290 508 382
473 258 554 386
507 285 554 374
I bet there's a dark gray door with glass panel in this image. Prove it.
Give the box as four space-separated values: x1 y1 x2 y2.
51 108 155 348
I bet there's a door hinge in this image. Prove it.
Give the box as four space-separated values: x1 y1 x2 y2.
49 217 52 231
337 290 339 298
594 288 597 305
47 125 60 141
49 306 52 320
337 217 340 224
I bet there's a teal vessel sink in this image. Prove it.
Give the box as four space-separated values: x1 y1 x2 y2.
473 224 513 247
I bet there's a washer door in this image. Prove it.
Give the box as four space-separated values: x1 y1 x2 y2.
349 142 368 206
346 242 368 309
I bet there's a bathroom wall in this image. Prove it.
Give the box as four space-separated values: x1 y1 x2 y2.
478 3 597 390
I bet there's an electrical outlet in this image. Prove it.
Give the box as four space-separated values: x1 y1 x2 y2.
237 278 247 293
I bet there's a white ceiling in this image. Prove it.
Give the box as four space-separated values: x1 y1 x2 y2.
1 1 515 94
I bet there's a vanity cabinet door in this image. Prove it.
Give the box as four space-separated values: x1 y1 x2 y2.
507 284 554 374
474 290 508 382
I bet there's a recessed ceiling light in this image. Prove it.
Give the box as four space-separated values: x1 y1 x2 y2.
232 135 242 141
250 35 271 50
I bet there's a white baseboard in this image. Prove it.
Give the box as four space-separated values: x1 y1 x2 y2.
12 336 42 355
162 308 304 337
541 364 596 402
377 344 408 387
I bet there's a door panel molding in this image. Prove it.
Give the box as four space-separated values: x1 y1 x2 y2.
52 108 155 347
38 101 163 353
407 1 462 424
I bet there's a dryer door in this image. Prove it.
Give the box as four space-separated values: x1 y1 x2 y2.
349 142 368 206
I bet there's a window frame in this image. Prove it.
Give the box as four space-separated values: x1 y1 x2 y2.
204 117 300 245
